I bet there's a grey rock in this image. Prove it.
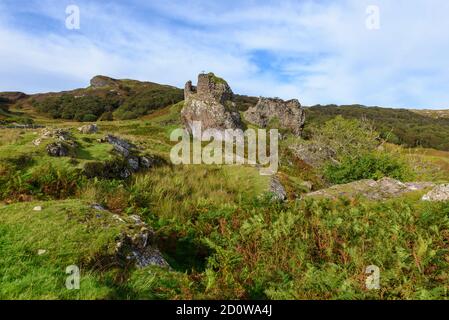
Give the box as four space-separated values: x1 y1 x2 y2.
289 142 338 168
181 73 244 140
119 168 132 179
139 156 153 169
117 227 169 269
244 97 306 136
91 203 106 211
46 142 69 157
270 176 287 201
127 156 140 172
90 75 117 88
105 134 136 157
422 184 449 201
78 124 98 134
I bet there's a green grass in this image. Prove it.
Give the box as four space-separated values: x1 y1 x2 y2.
0 200 126 299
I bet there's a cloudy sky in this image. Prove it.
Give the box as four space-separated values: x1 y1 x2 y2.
0 0 448 109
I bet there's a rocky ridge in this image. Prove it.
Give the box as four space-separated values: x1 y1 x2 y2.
244 97 306 136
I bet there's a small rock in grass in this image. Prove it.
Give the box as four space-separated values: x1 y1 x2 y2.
91 203 106 211
37 249 47 255
33 206 42 211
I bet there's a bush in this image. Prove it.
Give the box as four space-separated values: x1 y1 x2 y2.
324 152 413 184
312 115 379 160
82 114 97 122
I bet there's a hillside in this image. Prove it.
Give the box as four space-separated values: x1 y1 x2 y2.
304 105 449 151
411 109 449 119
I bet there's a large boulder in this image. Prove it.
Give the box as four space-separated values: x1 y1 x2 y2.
181 73 244 139
422 184 449 201
244 97 306 136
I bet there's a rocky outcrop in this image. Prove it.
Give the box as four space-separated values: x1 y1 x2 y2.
289 142 338 168
422 184 449 202
105 134 136 158
84 135 165 179
244 97 306 136
78 124 98 134
90 204 169 269
270 176 287 201
46 142 70 157
304 178 435 201
181 73 244 139
35 128 76 157
90 75 117 88
33 128 72 146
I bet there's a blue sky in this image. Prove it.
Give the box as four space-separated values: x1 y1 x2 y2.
0 0 448 109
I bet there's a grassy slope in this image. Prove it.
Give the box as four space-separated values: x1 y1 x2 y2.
0 200 124 299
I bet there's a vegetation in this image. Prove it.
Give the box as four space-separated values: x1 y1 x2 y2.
30 78 183 122
324 152 413 184
113 86 183 120
305 104 449 151
33 94 120 122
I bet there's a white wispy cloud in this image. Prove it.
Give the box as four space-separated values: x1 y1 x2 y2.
0 0 448 108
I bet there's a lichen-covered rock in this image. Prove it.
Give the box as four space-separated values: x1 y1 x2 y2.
105 134 136 157
46 142 69 157
181 73 244 139
115 215 169 269
270 176 287 201
127 156 140 172
78 124 98 134
90 75 117 88
289 142 338 168
304 177 435 201
140 155 164 169
244 97 306 136
422 184 449 201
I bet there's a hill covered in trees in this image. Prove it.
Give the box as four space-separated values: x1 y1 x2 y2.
304 105 449 151
29 76 184 121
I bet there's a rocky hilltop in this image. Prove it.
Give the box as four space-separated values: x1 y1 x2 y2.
181 73 244 138
244 97 306 136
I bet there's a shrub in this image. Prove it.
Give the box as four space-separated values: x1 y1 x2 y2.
312 115 380 160
82 114 98 122
324 151 413 184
